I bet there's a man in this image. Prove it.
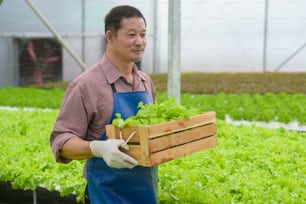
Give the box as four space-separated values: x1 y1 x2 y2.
50 5 158 204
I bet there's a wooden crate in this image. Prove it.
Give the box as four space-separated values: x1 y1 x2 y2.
106 111 218 166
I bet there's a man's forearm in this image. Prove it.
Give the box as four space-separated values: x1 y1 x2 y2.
60 136 94 160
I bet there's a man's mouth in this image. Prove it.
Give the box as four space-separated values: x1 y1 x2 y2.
132 49 142 52
132 49 143 54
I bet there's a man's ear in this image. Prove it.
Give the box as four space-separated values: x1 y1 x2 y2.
105 31 114 43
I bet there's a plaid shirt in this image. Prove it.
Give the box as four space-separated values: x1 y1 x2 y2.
50 54 156 163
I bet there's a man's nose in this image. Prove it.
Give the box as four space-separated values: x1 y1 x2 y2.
134 35 145 45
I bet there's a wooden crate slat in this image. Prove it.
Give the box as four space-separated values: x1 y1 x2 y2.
149 123 217 153
107 126 141 142
148 135 218 166
138 126 151 166
146 112 216 138
120 145 141 160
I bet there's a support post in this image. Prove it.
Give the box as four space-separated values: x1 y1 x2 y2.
168 0 181 104
81 0 85 62
33 190 37 204
263 0 269 72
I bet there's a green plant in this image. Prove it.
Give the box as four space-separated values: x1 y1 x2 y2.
158 120 306 203
112 98 200 127
0 86 305 203
1 87 304 125
0 86 64 109
1 110 305 203
0 110 86 203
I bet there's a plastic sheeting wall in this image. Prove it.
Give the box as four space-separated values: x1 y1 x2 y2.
156 0 306 73
1 0 306 87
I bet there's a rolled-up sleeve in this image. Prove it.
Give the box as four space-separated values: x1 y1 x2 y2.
50 80 90 163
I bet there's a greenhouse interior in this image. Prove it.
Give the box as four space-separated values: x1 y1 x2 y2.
0 0 305 203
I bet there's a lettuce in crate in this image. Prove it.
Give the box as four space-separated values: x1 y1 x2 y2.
112 97 201 128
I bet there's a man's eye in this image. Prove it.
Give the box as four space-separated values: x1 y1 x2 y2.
128 33 136 37
141 33 146 38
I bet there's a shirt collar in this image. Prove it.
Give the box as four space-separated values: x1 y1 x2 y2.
100 54 146 84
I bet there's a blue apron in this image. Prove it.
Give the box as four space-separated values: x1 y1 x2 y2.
86 84 158 204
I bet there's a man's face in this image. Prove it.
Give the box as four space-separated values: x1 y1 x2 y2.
110 17 147 63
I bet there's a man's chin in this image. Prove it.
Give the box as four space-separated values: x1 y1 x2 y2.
132 56 142 63
131 51 143 60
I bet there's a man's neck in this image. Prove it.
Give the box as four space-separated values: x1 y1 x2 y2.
105 52 134 83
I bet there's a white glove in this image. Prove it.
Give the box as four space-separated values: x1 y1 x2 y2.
89 139 138 169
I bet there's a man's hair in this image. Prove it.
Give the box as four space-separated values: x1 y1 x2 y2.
104 5 146 34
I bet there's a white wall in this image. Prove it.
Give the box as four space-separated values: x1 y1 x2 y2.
1 0 305 87
155 0 306 73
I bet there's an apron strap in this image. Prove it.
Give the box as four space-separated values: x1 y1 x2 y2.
110 83 117 93
142 79 148 91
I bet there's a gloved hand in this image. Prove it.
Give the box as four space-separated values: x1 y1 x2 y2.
89 139 138 169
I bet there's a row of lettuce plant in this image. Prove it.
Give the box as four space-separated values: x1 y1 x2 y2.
0 110 86 202
0 87 305 203
159 121 305 203
0 109 305 203
0 87 305 124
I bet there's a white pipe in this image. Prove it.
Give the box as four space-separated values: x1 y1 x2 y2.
262 0 269 72
32 190 37 204
81 0 85 62
167 0 181 104
152 0 158 73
